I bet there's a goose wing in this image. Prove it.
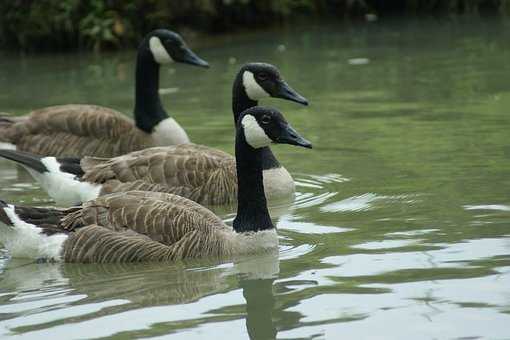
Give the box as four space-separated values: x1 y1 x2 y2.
3 105 150 157
64 222 233 263
61 190 229 248
81 144 238 205
0 192 230 263
63 225 183 263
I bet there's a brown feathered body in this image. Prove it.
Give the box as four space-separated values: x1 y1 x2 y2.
0 105 160 157
1 191 277 263
62 191 233 262
81 144 239 206
78 144 294 206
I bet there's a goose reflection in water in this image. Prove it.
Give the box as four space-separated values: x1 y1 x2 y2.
0 251 285 339
237 253 279 340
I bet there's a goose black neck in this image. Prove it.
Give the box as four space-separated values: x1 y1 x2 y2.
233 131 274 233
232 73 280 170
134 49 168 133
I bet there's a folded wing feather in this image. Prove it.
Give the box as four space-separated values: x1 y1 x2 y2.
2 105 152 157
81 145 238 205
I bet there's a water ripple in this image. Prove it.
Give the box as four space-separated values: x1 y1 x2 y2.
463 204 510 212
320 193 420 213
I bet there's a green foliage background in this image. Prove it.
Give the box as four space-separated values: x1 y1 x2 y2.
1 0 509 51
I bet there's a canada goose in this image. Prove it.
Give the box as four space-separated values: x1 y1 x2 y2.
0 29 208 157
0 107 311 263
0 63 308 206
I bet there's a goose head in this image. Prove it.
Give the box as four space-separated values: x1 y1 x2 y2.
145 29 209 68
239 107 312 149
238 63 308 105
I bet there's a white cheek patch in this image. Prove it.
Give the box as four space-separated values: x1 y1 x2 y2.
241 115 272 148
149 36 173 64
242 71 270 100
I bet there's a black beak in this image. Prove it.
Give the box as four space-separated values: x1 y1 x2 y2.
276 124 312 149
180 47 209 68
273 80 309 106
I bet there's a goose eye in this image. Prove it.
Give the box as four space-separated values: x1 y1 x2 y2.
261 115 271 125
257 72 269 81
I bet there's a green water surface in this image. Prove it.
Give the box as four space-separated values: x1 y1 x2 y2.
0 19 509 339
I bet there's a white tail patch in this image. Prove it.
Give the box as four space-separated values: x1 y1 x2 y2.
149 36 173 64
27 157 101 206
0 204 66 261
241 114 272 149
242 71 270 100
151 117 190 146
0 142 16 150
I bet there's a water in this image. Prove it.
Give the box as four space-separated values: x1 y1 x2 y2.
1 19 510 339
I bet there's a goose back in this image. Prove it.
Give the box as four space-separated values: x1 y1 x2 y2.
81 145 238 205
61 191 227 244
2 190 241 262
63 225 178 263
1 105 154 157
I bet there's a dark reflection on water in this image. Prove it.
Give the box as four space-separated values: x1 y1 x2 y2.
0 253 282 339
242 278 277 340
1 18 510 339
